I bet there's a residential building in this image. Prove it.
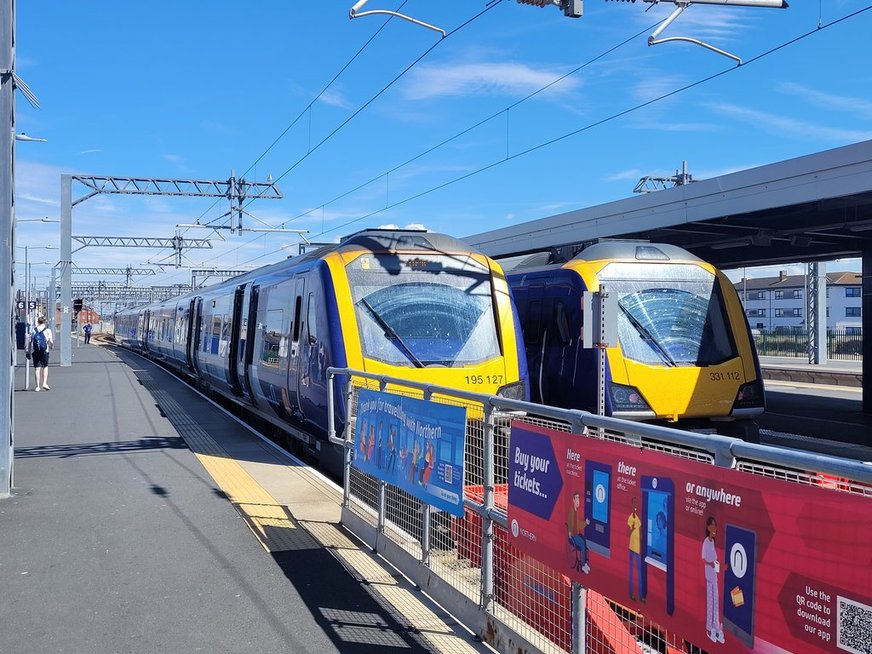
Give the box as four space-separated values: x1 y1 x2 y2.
734 271 862 333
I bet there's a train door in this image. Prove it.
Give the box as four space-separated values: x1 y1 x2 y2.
185 298 197 372
189 298 203 375
241 284 259 403
227 284 245 397
542 278 578 409
286 275 306 417
519 278 547 404
141 310 151 352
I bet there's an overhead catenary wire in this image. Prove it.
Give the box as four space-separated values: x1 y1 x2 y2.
157 2 502 273
150 5 871 287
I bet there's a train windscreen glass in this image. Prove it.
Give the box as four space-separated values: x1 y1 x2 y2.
347 253 500 367
599 263 737 366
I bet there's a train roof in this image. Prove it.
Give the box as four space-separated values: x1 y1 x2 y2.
120 229 487 310
505 240 704 273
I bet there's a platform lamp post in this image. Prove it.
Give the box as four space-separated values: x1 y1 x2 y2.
2 0 43 500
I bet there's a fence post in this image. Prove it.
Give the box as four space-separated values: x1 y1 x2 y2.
377 378 388 534
421 388 433 567
342 374 356 509
571 584 586 654
480 404 496 612
570 414 589 653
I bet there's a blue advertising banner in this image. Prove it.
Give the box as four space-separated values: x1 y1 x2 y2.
352 388 467 516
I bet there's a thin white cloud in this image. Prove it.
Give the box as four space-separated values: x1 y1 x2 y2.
163 154 191 172
401 61 581 101
605 169 643 183
318 89 353 110
777 82 872 120
79 148 101 155
637 4 752 44
703 102 872 143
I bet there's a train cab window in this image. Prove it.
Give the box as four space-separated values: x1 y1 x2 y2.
600 262 737 367
346 253 500 367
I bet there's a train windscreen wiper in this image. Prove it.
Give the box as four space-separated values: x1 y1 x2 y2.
360 298 425 368
617 300 676 367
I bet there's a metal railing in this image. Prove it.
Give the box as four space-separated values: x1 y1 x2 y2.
753 328 863 360
327 367 872 654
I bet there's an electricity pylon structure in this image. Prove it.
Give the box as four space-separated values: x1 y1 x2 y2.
59 172 281 367
191 268 248 290
634 161 694 194
518 0 788 63
72 233 213 267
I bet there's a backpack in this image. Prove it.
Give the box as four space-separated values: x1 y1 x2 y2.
32 328 47 354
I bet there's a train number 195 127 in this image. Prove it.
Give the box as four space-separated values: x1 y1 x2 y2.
465 374 503 385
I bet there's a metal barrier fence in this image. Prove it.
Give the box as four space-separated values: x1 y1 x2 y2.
326 368 872 654
753 329 863 360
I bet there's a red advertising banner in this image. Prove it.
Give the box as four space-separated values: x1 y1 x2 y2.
506 422 872 653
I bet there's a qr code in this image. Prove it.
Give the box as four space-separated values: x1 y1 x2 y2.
838 595 872 654
444 464 452 484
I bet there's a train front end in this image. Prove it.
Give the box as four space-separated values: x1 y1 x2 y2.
326 230 528 402
576 243 764 439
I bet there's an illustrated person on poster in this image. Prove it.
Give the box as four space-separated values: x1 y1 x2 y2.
702 516 726 644
567 490 591 574
627 496 645 602
386 424 397 473
357 419 368 461
367 424 376 462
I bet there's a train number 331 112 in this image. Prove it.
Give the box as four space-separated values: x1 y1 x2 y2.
709 371 741 381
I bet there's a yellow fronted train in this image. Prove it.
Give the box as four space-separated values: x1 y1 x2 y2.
114 229 528 471
506 241 764 441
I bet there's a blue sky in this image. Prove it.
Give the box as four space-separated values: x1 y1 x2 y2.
13 0 872 293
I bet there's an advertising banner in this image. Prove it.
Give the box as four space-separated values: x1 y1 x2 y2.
352 388 467 516
507 422 872 653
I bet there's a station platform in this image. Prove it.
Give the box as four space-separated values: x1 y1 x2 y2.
2 343 493 654
759 355 862 387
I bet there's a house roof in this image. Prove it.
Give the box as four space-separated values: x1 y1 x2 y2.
734 271 861 291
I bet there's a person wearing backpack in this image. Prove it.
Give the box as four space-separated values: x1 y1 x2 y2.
28 316 54 391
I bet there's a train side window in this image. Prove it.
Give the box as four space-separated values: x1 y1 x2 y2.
262 309 283 367
292 295 303 343
525 300 541 345
211 315 222 355
307 293 317 343
555 301 571 346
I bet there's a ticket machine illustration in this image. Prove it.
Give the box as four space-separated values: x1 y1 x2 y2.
723 524 757 647
642 476 675 615
584 461 612 558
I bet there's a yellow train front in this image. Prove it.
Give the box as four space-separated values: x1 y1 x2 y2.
507 241 764 441
326 229 528 402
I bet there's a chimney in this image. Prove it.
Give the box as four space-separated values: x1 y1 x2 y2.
778 270 787 282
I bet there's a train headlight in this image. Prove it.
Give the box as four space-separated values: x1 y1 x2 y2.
732 380 765 410
497 381 528 401
608 383 651 412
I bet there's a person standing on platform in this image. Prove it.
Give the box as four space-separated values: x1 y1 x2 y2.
83 322 92 344
27 316 54 391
